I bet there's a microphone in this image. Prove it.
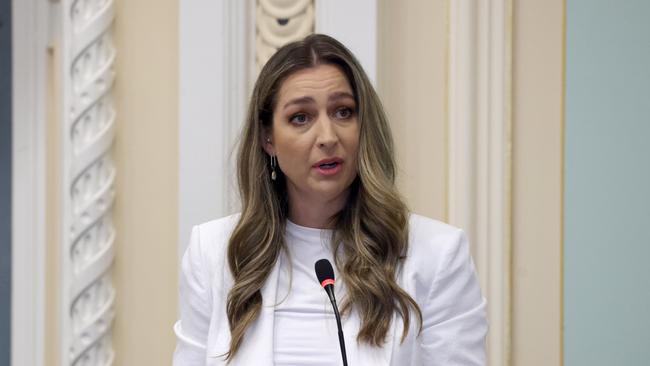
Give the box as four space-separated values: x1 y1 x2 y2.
314 259 348 366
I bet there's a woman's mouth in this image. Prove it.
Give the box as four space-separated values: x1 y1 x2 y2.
319 162 339 169
313 159 343 176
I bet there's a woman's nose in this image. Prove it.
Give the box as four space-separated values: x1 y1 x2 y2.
315 117 338 148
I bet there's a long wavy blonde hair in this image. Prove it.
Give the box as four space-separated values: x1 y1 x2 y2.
226 34 422 359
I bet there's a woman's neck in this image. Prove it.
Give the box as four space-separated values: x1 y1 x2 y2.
287 189 349 229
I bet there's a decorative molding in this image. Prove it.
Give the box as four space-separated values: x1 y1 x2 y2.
256 0 315 70
61 0 117 364
11 0 49 364
448 0 512 365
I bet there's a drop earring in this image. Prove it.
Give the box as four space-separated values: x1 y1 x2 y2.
270 155 277 181
266 137 277 181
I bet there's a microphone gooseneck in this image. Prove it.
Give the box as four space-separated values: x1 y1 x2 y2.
314 259 348 366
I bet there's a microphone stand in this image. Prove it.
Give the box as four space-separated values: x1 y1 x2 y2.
326 288 348 366
315 259 349 366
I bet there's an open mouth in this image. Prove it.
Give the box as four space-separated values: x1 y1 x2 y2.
319 162 339 169
313 159 343 175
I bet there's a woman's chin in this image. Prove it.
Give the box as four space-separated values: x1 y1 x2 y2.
302 183 351 203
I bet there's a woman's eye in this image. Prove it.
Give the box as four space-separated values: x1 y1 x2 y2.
334 107 353 119
289 113 309 125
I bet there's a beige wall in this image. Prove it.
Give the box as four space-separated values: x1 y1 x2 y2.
511 0 564 365
377 0 449 221
111 0 179 364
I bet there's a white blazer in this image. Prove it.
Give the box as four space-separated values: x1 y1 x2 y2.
173 214 487 365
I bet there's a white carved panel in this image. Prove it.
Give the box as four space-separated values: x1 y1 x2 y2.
448 0 512 365
63 0 117 365
256 0 315 69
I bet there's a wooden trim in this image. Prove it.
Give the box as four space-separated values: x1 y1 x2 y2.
559 0 567 366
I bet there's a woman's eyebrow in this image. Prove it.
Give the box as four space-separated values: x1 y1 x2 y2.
328 91 355 103
283 96 315 110
282 91 355 111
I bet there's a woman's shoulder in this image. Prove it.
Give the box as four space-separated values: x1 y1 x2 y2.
405 213 472 289
187 213 241 269
194 213 241 243
407 213 466 252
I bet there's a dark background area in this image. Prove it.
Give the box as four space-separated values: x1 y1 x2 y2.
0 0 12 363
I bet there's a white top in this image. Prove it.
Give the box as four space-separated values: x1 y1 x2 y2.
273 221 340 365
173 213 487 366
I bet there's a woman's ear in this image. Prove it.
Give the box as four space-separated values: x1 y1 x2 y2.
260 128 275 156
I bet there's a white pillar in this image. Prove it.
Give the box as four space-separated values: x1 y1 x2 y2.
448 0 513 365
60 0 117 364
315 0 377 85
178 0 253 261
11 0 48 364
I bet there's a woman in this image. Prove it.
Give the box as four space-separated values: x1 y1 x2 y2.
174 34 487 365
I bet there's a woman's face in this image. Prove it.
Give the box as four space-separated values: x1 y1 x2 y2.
263 64 360 207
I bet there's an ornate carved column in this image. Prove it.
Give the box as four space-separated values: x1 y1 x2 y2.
256 0 315 69
62 0 116 364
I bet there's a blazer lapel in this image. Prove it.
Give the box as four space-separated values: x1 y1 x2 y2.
230 253 283 366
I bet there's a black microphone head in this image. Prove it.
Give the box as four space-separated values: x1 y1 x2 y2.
315 258 335 286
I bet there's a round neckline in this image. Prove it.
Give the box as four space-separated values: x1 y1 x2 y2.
286 219 333 232
286 219 334 243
